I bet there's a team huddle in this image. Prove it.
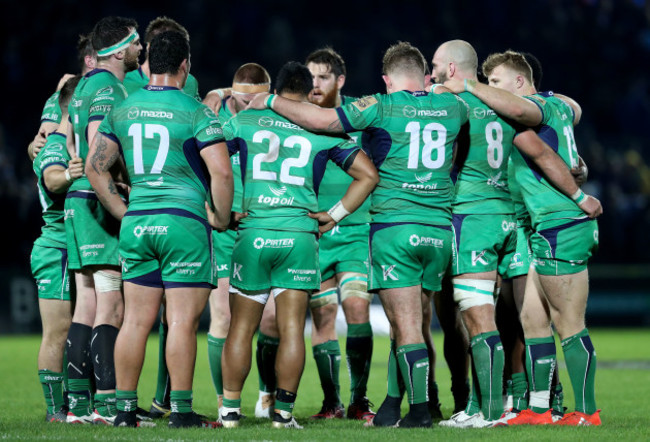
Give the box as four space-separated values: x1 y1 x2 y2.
29 14 603 430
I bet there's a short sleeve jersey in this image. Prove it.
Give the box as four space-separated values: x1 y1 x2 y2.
512 92 584 226
223 108 359 233
317 95 370 225
452 92 515 215
33 132 70 248
68 69 128 192
336 90 469 226
218 97 243 212
123 67 201 101
40 91 62 125
98 85 225 220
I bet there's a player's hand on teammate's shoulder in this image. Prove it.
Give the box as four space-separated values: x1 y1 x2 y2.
67 157 84 180
578 194 603 218
308 211 336 235
442 78 465 93
203 88 231 114
246 92 271 110
114 181 131 195
229 211 248 231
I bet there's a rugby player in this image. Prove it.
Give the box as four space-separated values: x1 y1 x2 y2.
249 42 470 428
445 50 602 426
123 16 200 100
86 30 233 428
28 34 96 161
63 15 142 424
304 47 375 422
219 61 378 429
32 76 83 422
204 63 273 419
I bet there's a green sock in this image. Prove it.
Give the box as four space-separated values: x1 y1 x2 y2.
346 322 373 402
465 359 481 415
39 370 64 414
551 381 564 414
256 332 279 393
275 389 296 413
525 336 556 413
94 392 116 417
396 343 429 405
116 390 138 412
67 378 91 416
170 390 193 414
207 334 226 397
386 339 404 399
561 329 597 414
313 340 342 405
470 331 505 420
511 371 528 411
222 398 240 409
154 321 170 405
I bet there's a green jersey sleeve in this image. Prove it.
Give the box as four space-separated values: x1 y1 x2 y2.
33 132 70 248
336 94 383 132
40 91 62 124
512 92 584 226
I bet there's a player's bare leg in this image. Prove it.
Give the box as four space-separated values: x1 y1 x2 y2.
256 294 279 417
433 278 469 414
379 285 431 427
208 278 231 412
38 298 72 421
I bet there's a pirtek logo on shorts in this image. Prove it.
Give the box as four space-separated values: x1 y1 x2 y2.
253 237 295 249
133 225 169 238
409 234 443 248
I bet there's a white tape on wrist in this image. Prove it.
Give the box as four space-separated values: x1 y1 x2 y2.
65 169 73 182
327 200 350 223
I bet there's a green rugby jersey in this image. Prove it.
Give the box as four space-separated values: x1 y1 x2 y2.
40 91 62 125
33 132 70 248
507 157 530 224
336 90 469 226
512 92 584 226
452 92 515 215
218 97 242 212
223 108 359 233
68 68 128 192
98 85 225 220
123 67 201 101
317 95 370 225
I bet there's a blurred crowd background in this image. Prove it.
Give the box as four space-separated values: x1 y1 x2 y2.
1 0 648 330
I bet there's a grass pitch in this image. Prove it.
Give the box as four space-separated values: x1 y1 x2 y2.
1 329 649 440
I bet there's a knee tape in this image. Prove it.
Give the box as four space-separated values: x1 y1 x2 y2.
309 287 338 309
339 274 372 302
453 279 496 311
93 270 122 293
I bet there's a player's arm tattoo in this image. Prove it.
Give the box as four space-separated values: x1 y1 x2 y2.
327 118 343 132
90 134 119 173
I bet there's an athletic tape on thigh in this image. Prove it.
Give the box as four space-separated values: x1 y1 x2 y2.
309 287 338 309
452 279 496 311
339 274 372 302
229 285 269 305
93 270 122 293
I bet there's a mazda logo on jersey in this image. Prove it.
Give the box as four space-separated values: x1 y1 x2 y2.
403 105 417 118
127 107 139 119
259 116 274 127
474 108 486 119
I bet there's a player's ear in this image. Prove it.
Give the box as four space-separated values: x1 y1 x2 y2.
180 58 189 74
382 75 391 91
337 74 346 90
516 74 524 89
